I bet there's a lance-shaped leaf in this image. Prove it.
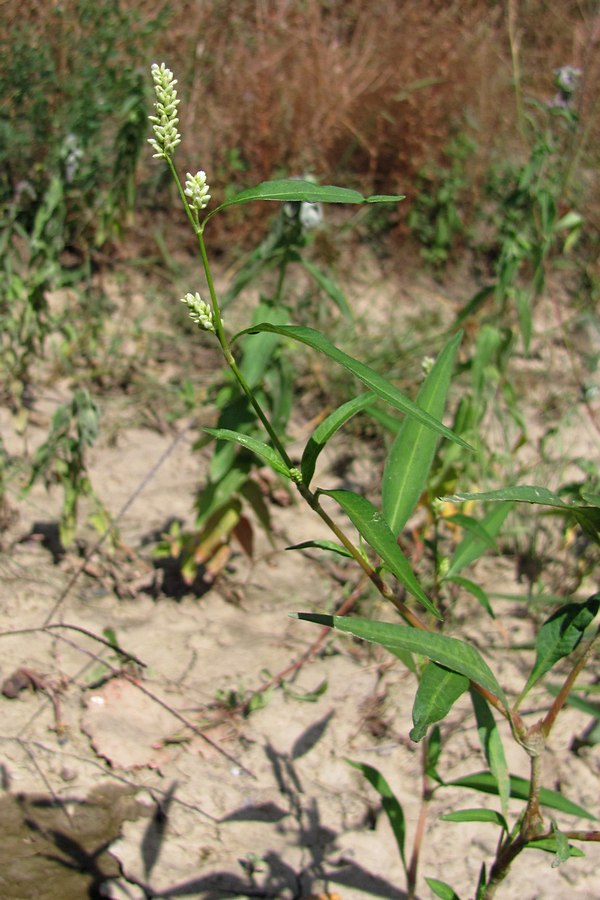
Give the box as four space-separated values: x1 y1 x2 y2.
234 324 472 449
301 393 376 487
518 594 600 702
203 428 291 478
444 502 513 580
410 662 469 742
347 760 407 874
321 489 439 617
299 257 352 319
441 808 508 830
425 877 461 900
471 689 510 820
448 576 495 619
446 771 597 819
292 613 508 708
206 179 405 221
444 486 600 545
382 332 462 537
286 539 354 559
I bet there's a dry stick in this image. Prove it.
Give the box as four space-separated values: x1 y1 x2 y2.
17 738 74 826
42 420 196 626
12 626 254 779
1 737 218 820
0 624 147 669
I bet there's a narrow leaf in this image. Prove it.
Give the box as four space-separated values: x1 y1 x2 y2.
441 808 507 829
520 594 600 700
446 771 598 820
524 837 585 860
471 690 510 820
410 662 468 742
286 539 353 559
382 332 462 537
235 324 472 449
425 877 461 900
293 614 508 707
445 503 513 579
202 428 291 478
301 393 376 487
322 489 439 616
299 257 352 319
347 760 406 873
448 576 495 619
444 485 582 509
208 178 405 219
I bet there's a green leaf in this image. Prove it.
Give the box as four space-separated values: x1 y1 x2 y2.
445 486 600 545
443 514 498 551
286 539 353 559
292 614 508 708
195 465 249 529
445 502 513 579
425 877 461 900
347 760 407 873
234 324 472 449
426 724 444 781
382 332 462 537
471 690 510 820
208 178 405 220
301 393 376 487
446 771 598 819
519 594 600 701
321 489 439 616
524 836 585 861
440 808 507 830
448 576 495 619
299 257 352 319
410 662 468 742
239 302 289 389
202 428 291 478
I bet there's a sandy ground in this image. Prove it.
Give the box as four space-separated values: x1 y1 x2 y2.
1 261 599 900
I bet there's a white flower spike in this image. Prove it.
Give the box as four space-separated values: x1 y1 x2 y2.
180 292 216 333
148 62 181 159
185 171 211 212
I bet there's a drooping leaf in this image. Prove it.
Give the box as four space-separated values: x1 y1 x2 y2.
300 393 376 487
285 539 354 559
410 662 468 742
444 502 513 579
203 427 291 478
321 489 438 616
382 332 462 537
446 771 598 819
292 614 508 708
234 324 472 449
519 594 600 701
440 808 507 830
425 877 461 900
471 690 510 820
207 178 405 220
347 759 407 874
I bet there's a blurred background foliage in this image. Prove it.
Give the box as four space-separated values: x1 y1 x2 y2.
0 0 598 256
